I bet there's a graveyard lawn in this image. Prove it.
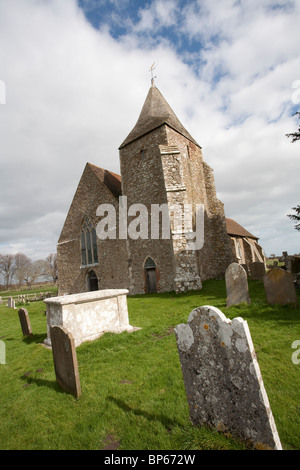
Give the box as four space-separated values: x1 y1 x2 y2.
0 280 299 450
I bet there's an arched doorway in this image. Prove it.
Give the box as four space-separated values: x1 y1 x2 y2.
144 257 157 293
87 270 98 291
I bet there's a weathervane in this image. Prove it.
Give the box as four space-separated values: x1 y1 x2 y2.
149 61 157 86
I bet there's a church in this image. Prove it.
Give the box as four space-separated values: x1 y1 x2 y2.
56 82 263 295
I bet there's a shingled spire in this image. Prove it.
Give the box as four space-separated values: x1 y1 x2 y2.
119 85 200 149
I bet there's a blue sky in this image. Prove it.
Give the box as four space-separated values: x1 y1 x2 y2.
0 0 299 263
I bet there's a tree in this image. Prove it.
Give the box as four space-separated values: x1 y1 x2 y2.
44 253 58 283
14 253 31 287
23 259 45 288
286 112 300 142
287 205 300 231
0 254 15 288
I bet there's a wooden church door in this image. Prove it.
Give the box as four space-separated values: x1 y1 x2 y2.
87 270 98 291
145 258 157 293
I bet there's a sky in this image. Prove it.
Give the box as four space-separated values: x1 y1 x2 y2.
0 0 299 263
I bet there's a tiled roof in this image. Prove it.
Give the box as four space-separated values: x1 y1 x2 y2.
88 163 122 198
119 85 200 149
226 218 258 240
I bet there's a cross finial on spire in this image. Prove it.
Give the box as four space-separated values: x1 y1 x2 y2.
149 61 157 86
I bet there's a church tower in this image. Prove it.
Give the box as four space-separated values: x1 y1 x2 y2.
119 83 233 294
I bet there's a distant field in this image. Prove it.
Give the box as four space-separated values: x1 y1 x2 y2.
0 283 58 298
0 280 299 450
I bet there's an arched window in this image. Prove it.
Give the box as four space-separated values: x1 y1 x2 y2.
81 217 98 267
145 257 156 269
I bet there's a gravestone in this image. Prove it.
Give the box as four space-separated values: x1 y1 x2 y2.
7 297 15 308
248 262 266 280
263 268 297 306
225 262 251 307
0 340 5 364
175 306 282 450
18 308 33 337
50 325 81 398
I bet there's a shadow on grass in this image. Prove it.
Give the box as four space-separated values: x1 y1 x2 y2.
107 396 182 430
22 333 47 345
20 372 67 394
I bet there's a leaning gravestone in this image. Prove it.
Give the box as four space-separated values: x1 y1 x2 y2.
18 308 33 337
50 325 81 398
263 268 297 306
225 262 251 307
175 306 282 450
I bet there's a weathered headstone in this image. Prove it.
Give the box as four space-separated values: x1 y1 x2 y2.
50 325 81 398
0 340 5 364
175 305 282 450
18 308 33 337
248 261 266 280
225 262 251 307
263 268 297 306
7 296 14 308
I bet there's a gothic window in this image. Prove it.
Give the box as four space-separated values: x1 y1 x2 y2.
145 257 156 269
80 217 98 267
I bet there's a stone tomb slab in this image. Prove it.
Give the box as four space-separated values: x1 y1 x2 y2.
175 305 282 450
50 325 81 398
225 262 251 307
18 308 33 337
263 267 297 306
44 289 138 348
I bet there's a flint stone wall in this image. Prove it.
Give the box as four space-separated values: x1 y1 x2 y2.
44 289 135 347
175 305 282 450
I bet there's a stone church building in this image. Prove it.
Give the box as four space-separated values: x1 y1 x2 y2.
57 83 262 295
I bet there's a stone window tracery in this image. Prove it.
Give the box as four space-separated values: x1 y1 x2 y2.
80 217 98 267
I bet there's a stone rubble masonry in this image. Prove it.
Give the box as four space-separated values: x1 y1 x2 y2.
175 306 282 450
57 163 129 295
119 120 234 294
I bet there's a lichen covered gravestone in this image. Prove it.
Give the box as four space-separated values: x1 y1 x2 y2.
175 305 282 450
263 267 297 306
225 262 251 307
50 325 81 398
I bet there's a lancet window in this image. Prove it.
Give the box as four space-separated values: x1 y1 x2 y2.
80 217 98 267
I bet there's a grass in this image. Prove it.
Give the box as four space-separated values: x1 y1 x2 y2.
0 280 299 450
